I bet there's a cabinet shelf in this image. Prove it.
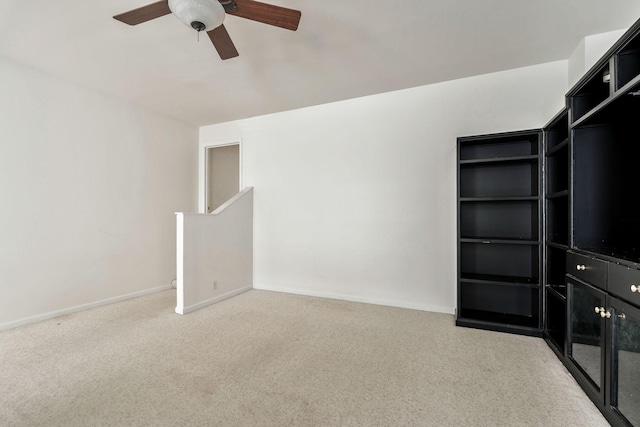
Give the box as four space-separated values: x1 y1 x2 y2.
547 238 569 247
460 238 540 245
460 196 538 202
459 133 539 161
460 241 540 282
460 199 539 241
459 155 538 166
546 285 567 301
456 316 541 335
548 241 569 251
460 273 539 287
459 162 539 198
546 138 569 156
546 190 569 199
459 282 541 330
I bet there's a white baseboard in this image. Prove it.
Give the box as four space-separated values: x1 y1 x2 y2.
252 285 455 315
175 285 253 315
0 284 174 332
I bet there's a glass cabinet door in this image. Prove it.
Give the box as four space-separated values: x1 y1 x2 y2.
568 278 606 402
609 298 640 427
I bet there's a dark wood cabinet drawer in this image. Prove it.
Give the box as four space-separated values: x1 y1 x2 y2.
566 251 607 289
608 262 640 305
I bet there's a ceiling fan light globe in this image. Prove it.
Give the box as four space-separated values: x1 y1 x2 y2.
168 0 225 31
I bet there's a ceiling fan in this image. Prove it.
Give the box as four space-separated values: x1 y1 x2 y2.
113 0 301 60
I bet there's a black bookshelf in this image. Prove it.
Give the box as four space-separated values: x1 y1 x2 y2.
456 16 640 427
456 130 543 335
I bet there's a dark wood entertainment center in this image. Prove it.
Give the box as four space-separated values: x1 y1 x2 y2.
457 17 640 427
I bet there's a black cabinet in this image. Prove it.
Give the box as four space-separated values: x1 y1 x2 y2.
544 109 570 355
456 16 640 427
609 297 640 427
563 20 640 426
567 275 607 404
456 130 543 335
567 251 608 289
565 257 640 427
608 263 640 306
607 264 640 427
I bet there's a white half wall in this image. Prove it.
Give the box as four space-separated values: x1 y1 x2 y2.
200 60 569 314
0 56 198 330
175 188 253 314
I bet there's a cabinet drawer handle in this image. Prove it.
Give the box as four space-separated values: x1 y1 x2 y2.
594 307 611 318
595 306 604 314
577 264 587 271
631 285 640 293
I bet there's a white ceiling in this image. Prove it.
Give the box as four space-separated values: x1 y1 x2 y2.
1 1 640 126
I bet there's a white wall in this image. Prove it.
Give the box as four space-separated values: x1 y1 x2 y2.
176 187 253 314
0 56 198 329
200 60 569 314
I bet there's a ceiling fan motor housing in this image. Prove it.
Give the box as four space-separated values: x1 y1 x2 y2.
191 21 206 31
168 0 225 31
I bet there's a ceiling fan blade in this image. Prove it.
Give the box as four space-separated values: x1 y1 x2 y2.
113 1 171 26
208 25 239 60
225 0 301 31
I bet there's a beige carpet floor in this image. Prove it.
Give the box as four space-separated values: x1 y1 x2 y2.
0 289 608 426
